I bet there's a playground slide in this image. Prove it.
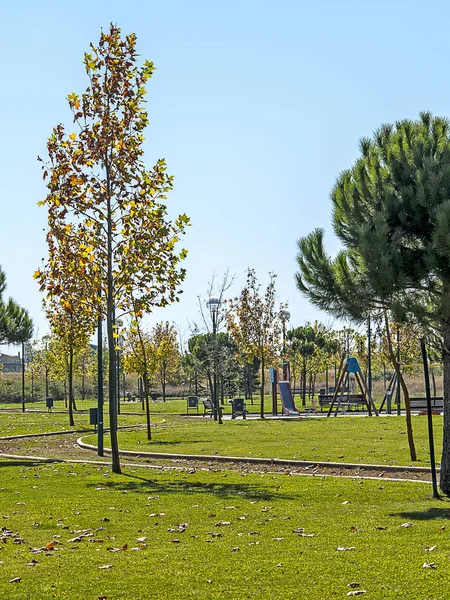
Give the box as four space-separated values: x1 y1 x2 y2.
278 381 301 415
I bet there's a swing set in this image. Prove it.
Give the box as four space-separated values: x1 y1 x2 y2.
327 357 378 417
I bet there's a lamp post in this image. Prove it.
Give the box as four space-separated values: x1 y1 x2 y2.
279 309 290 381
42 335 51 399
206 296 222 424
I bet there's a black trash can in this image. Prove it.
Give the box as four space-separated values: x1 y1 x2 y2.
45 397 53 411
89 408 98 426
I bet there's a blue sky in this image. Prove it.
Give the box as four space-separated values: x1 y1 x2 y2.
2 0 450 346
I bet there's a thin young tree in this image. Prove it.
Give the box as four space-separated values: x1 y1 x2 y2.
36 24 189 473
152 321 180 402
226 269 284 418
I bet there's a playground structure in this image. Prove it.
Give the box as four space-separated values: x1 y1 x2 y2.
327 357 378 417
278 380 301 416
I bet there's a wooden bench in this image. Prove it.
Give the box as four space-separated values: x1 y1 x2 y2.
409 397 443 411
202 399 223 418
318 393 365 411
229 398 248 419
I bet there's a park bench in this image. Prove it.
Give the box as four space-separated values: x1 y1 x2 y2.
318 392 365 411
409 397 444 411
186 396 199 414
229 398 248 419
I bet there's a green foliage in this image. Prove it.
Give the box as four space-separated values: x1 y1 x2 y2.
36 24 189 471
0 266 33 344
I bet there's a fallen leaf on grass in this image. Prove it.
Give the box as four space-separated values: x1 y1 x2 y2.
341 500 351 505
337 546 356 551
171 539 181 543
347 582 361 588
347 591 366 597
423 562 436 569
401 522 413 528
273 537 284 541
9 578 21 583
214 522 231 527
98 565 113 570
425 546 437 552
231 547 240 552
106 546 128 553
375 526 387 530
292 528 314 538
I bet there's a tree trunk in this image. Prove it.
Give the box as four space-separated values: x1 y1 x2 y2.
431 367 437 398
220 375 224 405
260 351 265 418
207 371 213 400
81 372 85 401
143 373 152 441
384 311 416 461
68 345 75 426
106 176 120 474
440 323 450 494
302 358 307 406
162 361 167 402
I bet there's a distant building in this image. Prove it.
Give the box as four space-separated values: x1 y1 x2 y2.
0 353 22 373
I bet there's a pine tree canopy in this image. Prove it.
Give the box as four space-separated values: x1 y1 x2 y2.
296 112 450 329
0 266 33 344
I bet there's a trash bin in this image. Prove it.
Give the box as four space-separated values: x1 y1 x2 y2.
45 397 53 411
89 408 98 426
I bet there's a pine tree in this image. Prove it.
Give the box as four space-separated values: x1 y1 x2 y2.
296 113 450 491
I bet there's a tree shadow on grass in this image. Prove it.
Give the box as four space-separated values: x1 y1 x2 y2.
390 506 450 521
137 440 213 446
86 472 296 501
0 459 62 467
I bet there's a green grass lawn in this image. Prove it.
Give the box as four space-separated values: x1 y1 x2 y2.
0 394 314 415
80 415 444 467
0 410 163 438
0 460 447 599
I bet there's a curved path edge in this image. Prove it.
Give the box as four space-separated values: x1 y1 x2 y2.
77 437 438 474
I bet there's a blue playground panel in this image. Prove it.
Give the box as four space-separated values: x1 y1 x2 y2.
278 381 300 415
346 357 361 373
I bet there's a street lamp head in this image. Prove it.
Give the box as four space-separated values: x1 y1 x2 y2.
206 296 221 313
279 309 290 321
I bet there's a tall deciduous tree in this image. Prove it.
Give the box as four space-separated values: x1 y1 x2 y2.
226 269 283 418
36 24 189 473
